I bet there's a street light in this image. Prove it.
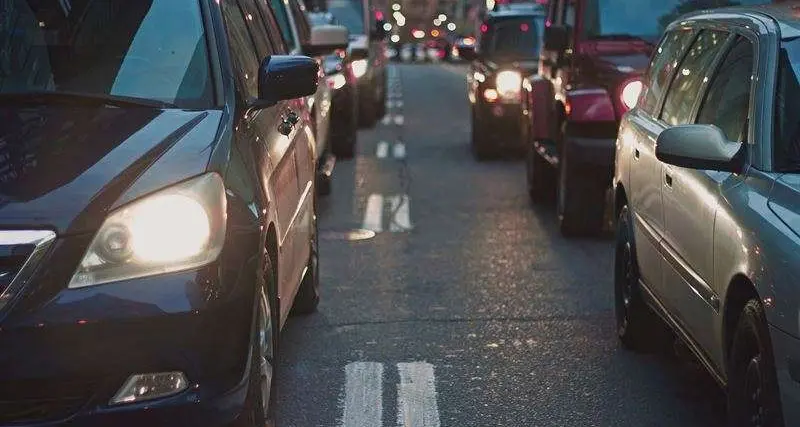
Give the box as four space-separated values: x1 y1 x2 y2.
391 3 401 11
447 22 456 31
438 13 447 22
383 22 392 31
391 34 400 42
433 18 441 26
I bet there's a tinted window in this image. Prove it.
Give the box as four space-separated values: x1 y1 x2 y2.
697 37 753 143
661 30 727 126
221 1 261 98
255 0 289 53
774 39 800 169
271 0 298 49
0 0 213 108
583 0 770 42
289 0 311 42
239 0 277 59
483 17 545 60
328 0 365 34
640 28 695 114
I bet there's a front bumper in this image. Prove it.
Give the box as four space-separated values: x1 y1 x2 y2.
474 102 524 144
0 233 259 426
769 326 800 424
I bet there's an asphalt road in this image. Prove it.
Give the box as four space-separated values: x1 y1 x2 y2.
275 63 725 427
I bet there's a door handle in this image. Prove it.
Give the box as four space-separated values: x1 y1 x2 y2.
286 110 299 125
665 172 673 187
633 148 640 159
278 118 293 136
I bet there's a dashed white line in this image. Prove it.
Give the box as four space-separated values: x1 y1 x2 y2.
382 115 392 125
392 141 406 159
397 362 440 427
393 115 405 126
376 141 389 158
341 362 384 427
362 194 383 232
388 195 412 232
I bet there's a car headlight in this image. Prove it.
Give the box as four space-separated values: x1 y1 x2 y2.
69 173 227 288
351 59 368 79
620 79 643 110
328 73 347 90
495 70 522 99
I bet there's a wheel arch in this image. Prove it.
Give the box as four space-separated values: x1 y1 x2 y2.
722 274 760 364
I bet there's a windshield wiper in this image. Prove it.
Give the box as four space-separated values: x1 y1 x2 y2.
0 91 178 109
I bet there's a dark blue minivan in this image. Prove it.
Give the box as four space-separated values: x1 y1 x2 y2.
0 0 343 425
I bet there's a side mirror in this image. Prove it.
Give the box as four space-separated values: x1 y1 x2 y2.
371 19 388 41
254 55 319 110
544 26 568 52
457 45 477 61
303 25 350 57
655 124 744 172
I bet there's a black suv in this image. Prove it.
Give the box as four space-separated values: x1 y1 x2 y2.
459 2 546 160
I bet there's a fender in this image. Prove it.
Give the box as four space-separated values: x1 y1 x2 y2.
564 88 616 123
528 75 557 142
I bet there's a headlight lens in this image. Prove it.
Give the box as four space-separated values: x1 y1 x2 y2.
621 80 643 110
351 59 368 79
328 73 347 90
69 173 227 288
495 70 522 98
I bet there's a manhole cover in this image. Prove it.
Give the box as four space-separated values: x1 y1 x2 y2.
320 229 376 241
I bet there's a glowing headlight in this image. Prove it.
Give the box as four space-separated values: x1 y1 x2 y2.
351 59 368 79
69 173 226 288
495 70 522 98
328 73 347 90
621 80 643 110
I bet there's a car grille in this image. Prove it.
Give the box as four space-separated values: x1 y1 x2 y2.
0 230 56 313
0 378 95 423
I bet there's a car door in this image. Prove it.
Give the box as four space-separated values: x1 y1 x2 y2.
220 0 303 319
662 35 755 354
627 27 695 298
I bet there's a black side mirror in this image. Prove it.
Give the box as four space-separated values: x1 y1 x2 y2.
544 26 568 52
371 19 388 41
253 55 319 110
458 45 477 61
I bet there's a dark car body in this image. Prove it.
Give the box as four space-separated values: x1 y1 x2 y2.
0 0 327 425
462 2 546 159
522 0 772 236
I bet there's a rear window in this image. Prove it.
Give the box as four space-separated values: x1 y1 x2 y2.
482 16 545 60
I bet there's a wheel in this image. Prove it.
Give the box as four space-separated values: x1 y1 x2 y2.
235 254 278 427
290 204 320 315
557 142 606 236
471 107 491 160
614 205 668 352
727 300 784 427
527 143 555 203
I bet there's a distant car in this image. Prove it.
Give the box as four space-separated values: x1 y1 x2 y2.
0 0 336 425
400 43 414 62
460 2 546 159
614 4 800 427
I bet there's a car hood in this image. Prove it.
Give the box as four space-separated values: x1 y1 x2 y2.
0 105 223 235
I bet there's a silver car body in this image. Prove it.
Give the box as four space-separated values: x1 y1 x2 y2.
613 5 800 423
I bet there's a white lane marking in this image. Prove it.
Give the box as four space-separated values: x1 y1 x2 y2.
397 362 440 427
394 115 405 126
388 195 412 232
386 100 395 109
362 194 383 232
392 141 406 159
396 100 404 108
382 115 392 125
341 362 383 427
376 141 389 158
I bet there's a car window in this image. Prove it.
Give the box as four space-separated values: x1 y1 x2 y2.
221 0 261 98
775 38 800 169
483 16 545 60
660 30 728 126
255 0 289 53
696 36 753 143
238 0 277 60
271 0 298 50
288 0 311 43
639 28 695 115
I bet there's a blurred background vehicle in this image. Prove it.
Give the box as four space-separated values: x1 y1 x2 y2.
461 2 546 159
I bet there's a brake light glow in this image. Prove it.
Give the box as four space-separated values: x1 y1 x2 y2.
480 24 488 33
520 23 529 32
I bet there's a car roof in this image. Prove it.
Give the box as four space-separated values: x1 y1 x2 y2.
679 2 800 39
487 2 547 19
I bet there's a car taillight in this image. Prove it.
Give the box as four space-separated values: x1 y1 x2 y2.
620 79 643 110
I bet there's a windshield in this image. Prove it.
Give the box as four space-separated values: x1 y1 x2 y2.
583 0 772 42
483 16 544 60
328 0 365 35
0 0 213 109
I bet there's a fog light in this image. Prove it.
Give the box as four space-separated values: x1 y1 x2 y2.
110 372 188 405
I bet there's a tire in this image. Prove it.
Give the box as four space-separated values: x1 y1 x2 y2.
471 107 491 161
557 142 607 237
727 300 784 427
614 205 668 353
235 254 278 427
290 203 320 315
527 143 555 203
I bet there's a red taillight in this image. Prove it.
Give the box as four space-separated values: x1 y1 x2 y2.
480 24 488 33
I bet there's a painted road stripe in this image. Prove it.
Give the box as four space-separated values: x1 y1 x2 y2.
397 362 440 427
388 195 412 232
362 194 383 232
376 141 389 158
394 115 404 125
341 362 383 427
392 141 406 159
396 100 404 108
382 115 392 125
